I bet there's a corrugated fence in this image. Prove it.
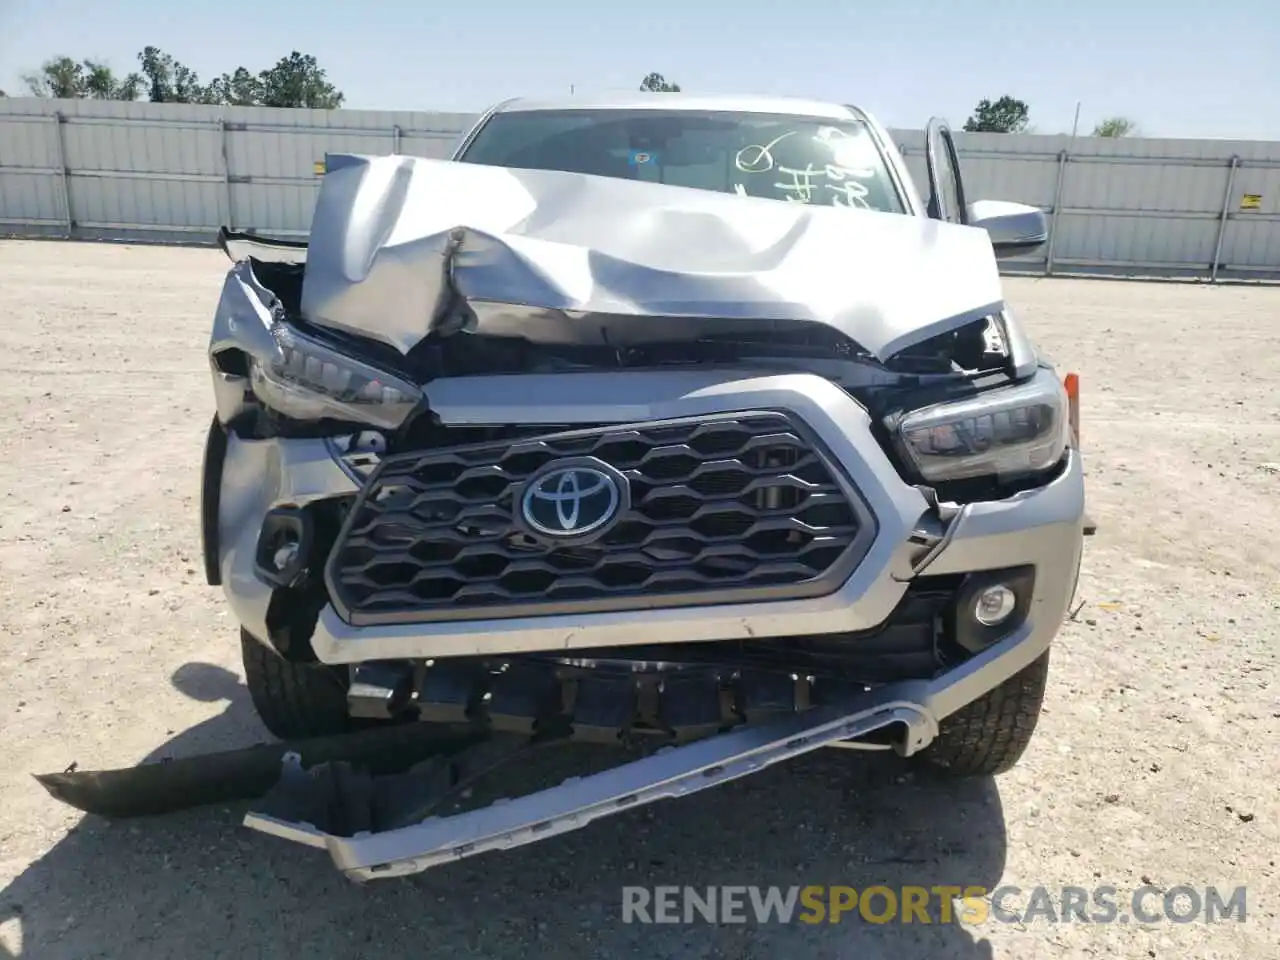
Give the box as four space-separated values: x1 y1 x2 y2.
1 97 1278 281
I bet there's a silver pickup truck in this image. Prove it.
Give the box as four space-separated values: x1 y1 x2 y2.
171 94 1084 879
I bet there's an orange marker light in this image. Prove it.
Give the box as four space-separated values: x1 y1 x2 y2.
1064 373 1080 448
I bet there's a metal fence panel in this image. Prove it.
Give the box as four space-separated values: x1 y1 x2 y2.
230 182 317 235
0 113 64 227
0 114 59 168
62 116 223 176
1 97 1276 280
1220 160 1280 272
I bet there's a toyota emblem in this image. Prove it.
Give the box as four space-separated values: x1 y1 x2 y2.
519 459 628 539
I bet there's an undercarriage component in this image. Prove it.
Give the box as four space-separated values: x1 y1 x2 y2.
657 674 725 741
347 661 415 720
394 576 959 742
566 673 638 742
485 663 562 736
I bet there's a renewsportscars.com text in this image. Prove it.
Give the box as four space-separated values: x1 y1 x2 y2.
621 885 1247 925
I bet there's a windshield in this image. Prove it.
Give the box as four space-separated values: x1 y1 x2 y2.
458 108 905 214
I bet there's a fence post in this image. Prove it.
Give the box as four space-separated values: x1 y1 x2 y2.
392 124 402 155
1044 148 1068 276
52 111 73 236
219 118 234 230
1209 156 1239 282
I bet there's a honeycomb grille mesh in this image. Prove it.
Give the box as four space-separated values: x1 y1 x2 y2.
326 412 870 624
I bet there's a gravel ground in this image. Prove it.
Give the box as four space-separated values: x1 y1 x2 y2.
0 240 1277 959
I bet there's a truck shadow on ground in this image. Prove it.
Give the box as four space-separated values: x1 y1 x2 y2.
2 663 1008 959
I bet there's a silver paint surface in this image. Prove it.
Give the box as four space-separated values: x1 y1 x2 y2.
299 154 1005 361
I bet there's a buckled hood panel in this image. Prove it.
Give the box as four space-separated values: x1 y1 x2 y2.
299 154 1004 363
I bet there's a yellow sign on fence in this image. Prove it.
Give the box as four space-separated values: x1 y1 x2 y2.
313 160 326 176
1240 193 1262 210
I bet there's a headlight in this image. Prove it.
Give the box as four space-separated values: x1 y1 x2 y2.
897 369 1069 483
248 322 421 430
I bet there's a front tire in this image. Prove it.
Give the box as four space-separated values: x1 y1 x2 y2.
913 650 1051 777
240 629 355 739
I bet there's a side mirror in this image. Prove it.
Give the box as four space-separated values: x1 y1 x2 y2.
966 199 1048 258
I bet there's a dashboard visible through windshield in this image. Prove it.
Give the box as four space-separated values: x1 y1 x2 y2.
457 109 905 214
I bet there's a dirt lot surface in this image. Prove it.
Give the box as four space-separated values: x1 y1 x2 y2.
0 239 1277 959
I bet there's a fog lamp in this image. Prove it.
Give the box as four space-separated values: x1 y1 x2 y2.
254 506 312 588
974 584 1017 626
273 542 300 572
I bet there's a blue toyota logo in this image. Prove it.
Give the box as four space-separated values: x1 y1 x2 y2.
520 462 625 538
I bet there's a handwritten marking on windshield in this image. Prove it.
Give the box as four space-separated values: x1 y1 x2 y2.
827 180 872 208
733 127 880 207
822 167 873 208
774 165 819 203
768 163 874 208
824 160 877 181
734 132 796 173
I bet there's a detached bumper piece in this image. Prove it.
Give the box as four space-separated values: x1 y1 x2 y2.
34 723 482 819
243 679 941 882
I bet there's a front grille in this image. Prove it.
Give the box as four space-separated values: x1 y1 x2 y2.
325 411 875 625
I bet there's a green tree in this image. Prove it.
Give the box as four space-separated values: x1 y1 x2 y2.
23 56 85 97
83 60 144 100
138 46 216 103
253 52 344 108
20 47 345 108
206 67 262 107
22 55 141 99
963 96 1030 133
1091 116 1138 138
640 72 681 93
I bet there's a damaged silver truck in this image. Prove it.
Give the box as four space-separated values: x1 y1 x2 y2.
40 95 1086 881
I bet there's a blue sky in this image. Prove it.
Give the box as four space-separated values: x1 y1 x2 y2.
2 0 1276 140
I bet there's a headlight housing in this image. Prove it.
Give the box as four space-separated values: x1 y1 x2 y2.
247 322 421 430
897 368 1069 483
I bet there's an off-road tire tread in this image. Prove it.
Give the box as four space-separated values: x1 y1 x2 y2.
916 651 1051 777
240 629 353 739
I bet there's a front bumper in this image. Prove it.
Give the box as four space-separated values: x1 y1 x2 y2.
216 369 1085 681
242 620 1033 880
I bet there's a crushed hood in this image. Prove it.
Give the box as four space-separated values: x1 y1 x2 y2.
299 154 1004 362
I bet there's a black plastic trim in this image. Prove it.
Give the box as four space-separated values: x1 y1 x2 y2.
324 410 880 627
200 415 228 586
951 565 1036 653
254 507 316 588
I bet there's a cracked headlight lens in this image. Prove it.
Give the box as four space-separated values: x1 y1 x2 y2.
248 322 421 429
898 368 1069 483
